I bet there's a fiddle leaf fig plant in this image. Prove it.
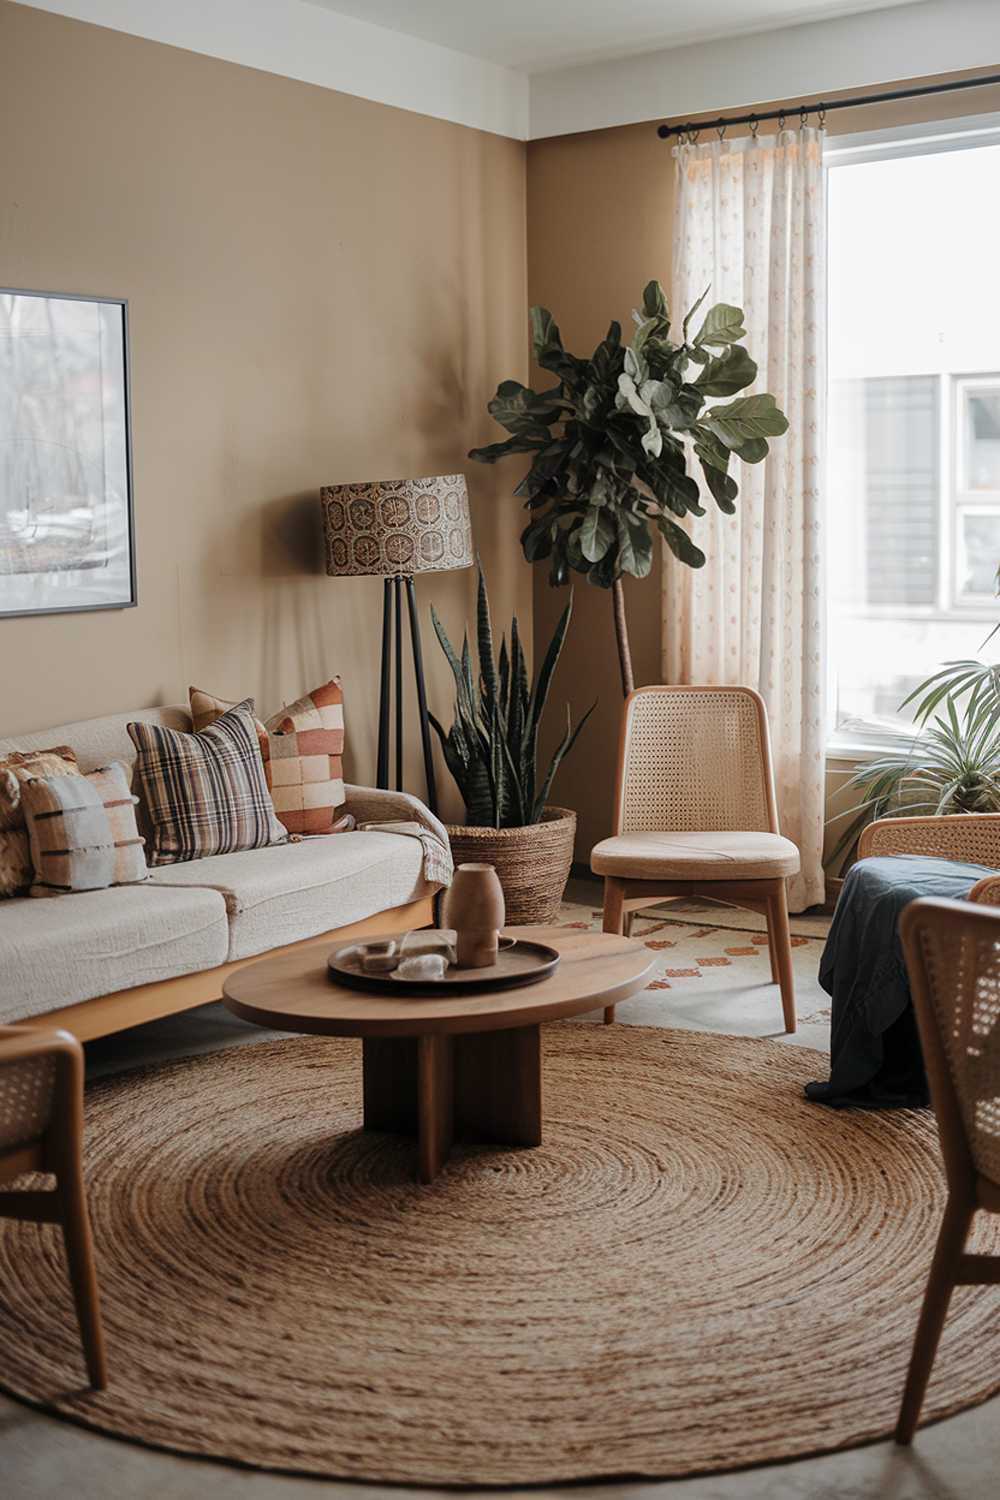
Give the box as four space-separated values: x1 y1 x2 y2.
469 280 789 693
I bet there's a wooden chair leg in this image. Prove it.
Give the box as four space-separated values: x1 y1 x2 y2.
57 1154 107 1390
623 911 636 939
766 882 796 1033
895 1193 973 1444
602 878 627 1023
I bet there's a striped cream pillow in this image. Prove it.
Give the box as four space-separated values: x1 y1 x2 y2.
21 762 147 896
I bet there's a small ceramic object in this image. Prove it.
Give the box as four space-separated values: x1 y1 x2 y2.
399 930 457 966
342 937 396 974
394 953 447 982
443 863 505 969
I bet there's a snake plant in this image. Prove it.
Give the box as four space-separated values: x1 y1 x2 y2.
428 569 595 828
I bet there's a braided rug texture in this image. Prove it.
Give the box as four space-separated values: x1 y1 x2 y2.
1 1024 1000 1485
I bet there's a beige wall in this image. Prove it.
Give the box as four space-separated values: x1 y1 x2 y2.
526 123 668 859
527 71 1000 864
0 1 529 820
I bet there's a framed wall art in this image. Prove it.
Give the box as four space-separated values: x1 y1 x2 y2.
0 288 136 617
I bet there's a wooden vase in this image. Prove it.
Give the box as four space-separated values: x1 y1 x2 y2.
443 862 505 969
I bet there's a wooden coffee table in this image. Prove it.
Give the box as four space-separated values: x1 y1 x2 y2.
223 926 654 1182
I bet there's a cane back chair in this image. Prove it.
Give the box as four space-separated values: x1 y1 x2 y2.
859 813 1000 908
0 1025 107 1388
591 686 800 1030
895 897 1000 1442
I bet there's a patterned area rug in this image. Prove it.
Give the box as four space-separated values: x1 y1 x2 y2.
558 897 832 1059
2 1024 999 1486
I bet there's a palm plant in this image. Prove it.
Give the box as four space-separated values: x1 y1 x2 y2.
828 689 1000 872
828 572 1000 871
428 569 594 828
468 280 789 693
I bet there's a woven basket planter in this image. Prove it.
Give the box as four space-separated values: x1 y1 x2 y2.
445 807 576 925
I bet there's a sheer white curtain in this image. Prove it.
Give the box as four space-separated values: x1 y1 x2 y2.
665 127 826 910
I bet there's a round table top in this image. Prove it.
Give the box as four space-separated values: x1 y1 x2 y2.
223 926 655 1038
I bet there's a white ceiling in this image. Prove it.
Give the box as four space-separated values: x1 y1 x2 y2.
306 0 914 73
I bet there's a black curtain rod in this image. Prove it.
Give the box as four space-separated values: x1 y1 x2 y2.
657 71 1000 139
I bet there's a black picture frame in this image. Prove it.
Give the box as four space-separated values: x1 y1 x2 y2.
0 287 136 619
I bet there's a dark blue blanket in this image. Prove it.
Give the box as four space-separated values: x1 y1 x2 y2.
805 854 994 1109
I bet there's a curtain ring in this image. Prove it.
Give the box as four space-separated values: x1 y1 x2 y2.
799 105 809 129
817 104 827 129
748 113 759 140
715 118 726 141
777 110 786 132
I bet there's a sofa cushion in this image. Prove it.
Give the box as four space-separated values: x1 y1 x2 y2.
0 885 230 1023
150 831 428 960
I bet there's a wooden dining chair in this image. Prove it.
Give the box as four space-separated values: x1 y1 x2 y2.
896 896 1000 1443
0 1024 107 1389
591 686 800 1030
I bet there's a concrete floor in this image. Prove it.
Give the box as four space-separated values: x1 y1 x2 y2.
3 881 999 1499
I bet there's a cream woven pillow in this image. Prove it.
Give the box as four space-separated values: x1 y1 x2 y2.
21 762 147 896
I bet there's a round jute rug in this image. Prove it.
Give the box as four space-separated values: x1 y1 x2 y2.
1 1025 999 1486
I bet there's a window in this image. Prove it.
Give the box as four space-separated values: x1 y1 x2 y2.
826 127 1000 749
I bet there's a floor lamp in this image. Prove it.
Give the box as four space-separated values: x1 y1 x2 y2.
319 474 473 818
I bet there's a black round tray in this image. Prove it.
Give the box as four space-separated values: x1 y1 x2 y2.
328 937 560 996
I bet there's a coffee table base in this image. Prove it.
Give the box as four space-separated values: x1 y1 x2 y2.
362 1025 542 1182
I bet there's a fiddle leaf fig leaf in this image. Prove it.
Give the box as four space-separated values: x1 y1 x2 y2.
530 306 562 363
700 460 738 513
695 345 758 397
702 392 789 449
657 513 706 568
580 504 615 563
642 279 669 321
693 302 747 348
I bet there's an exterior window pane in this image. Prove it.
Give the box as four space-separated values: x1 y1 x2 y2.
956 510 1000 600
827 141 1000 746
964 390 1000 491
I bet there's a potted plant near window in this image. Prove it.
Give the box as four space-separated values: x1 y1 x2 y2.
429 569 594 922
468 281 788 694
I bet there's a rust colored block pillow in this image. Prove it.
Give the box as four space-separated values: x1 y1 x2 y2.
188 680 346 835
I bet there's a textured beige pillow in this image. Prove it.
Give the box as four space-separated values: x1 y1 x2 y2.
0 746 81 897
21 762 148 896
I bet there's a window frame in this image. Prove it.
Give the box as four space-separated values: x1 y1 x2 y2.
824 117 1000 758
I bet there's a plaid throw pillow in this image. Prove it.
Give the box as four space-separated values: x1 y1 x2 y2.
21 762 147 895
128 701 286 866
188 680 346 835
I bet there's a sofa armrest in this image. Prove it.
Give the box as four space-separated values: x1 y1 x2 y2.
858 813 1000 866
342 785 450 853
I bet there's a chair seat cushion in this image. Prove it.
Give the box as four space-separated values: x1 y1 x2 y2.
149 830 429 960
591 829 800 881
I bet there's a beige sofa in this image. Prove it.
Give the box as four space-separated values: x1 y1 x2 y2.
0 706 448 1039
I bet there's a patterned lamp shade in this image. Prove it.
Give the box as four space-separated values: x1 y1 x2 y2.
320 474 474 578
